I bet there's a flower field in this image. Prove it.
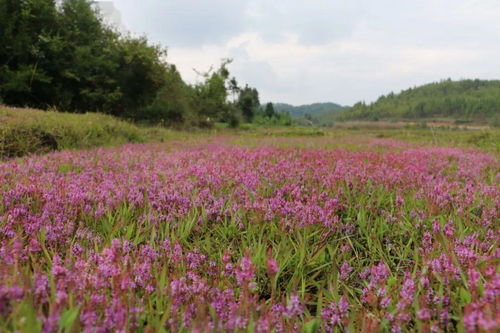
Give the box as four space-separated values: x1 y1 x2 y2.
0 137 498 332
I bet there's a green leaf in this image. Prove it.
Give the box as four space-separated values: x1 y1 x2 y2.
387 276 398 288
301 319 320 333
58 307 80 332
18 302 42 333
459 288 471 304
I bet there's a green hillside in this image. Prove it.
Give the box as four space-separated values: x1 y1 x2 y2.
273 102 346 119
338 79 500 125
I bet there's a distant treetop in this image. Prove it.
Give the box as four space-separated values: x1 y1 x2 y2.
337 79 500 124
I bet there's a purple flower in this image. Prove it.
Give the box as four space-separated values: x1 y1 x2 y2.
267 257 279 276
235 254 255 287
381 296 392 308
400 276 415 305
285 294 303 317
340 262 353 280
322 296 349 331
417 307 431 320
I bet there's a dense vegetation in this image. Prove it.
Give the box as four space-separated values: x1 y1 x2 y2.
0 0 164 117
338 79 500 125
0 0 289 128
274 102 346 119
272 102 346 127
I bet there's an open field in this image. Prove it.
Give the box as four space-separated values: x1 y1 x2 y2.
0 128 499 332
2 107 499 160
331 120 491 131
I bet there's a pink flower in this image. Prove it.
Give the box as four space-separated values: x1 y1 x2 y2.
235 253 255 287
266 257 279 276
340 262 353 280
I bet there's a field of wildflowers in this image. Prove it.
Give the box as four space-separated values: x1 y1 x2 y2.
0 136 498 332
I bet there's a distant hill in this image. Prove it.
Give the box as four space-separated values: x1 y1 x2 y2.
273 102 346 119
337 79 500 125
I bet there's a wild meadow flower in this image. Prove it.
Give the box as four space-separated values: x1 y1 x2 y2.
340 261 353 280
285 294 303 317
398 276 415 309
266 256 279 276
417 307 431 320
322 296 349 331
0 139 497 331
236 252 255 287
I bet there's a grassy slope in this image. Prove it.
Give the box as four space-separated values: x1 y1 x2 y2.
0 106 185 158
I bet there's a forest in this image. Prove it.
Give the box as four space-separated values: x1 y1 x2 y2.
0 0 291 128
337 79 500 125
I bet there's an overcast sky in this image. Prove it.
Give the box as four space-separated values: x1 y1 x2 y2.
108 0 500 106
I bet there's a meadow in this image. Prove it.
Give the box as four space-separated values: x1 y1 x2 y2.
0 112 499 332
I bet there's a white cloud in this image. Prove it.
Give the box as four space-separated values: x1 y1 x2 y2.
111 0 500 105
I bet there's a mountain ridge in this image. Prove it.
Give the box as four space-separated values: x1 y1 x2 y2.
272 102 347 119
336 79 500 125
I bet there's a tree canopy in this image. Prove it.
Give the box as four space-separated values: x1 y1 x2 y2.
338 79 500 125
0 0 287 128
0 0 167 117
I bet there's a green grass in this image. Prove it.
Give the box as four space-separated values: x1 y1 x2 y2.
0 107 185 158
329 126 500 152
2 106 499 160
0 107 141 158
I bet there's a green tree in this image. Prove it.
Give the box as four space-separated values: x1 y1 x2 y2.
56 0 121 112
238 85 260 123
264 102 275 118
0 1 269 128
0 0 61 107
339 79 500 123
192 59 234 125
0 0 168 120
142 64 192 125
113 37 167 118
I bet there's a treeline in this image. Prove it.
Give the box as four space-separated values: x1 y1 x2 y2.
269 102 346 127
338 79 500 125
0 0 290 127
274 102 345 119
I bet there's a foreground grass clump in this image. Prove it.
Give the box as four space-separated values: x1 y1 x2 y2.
0 107 145 158
0 138 498 332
